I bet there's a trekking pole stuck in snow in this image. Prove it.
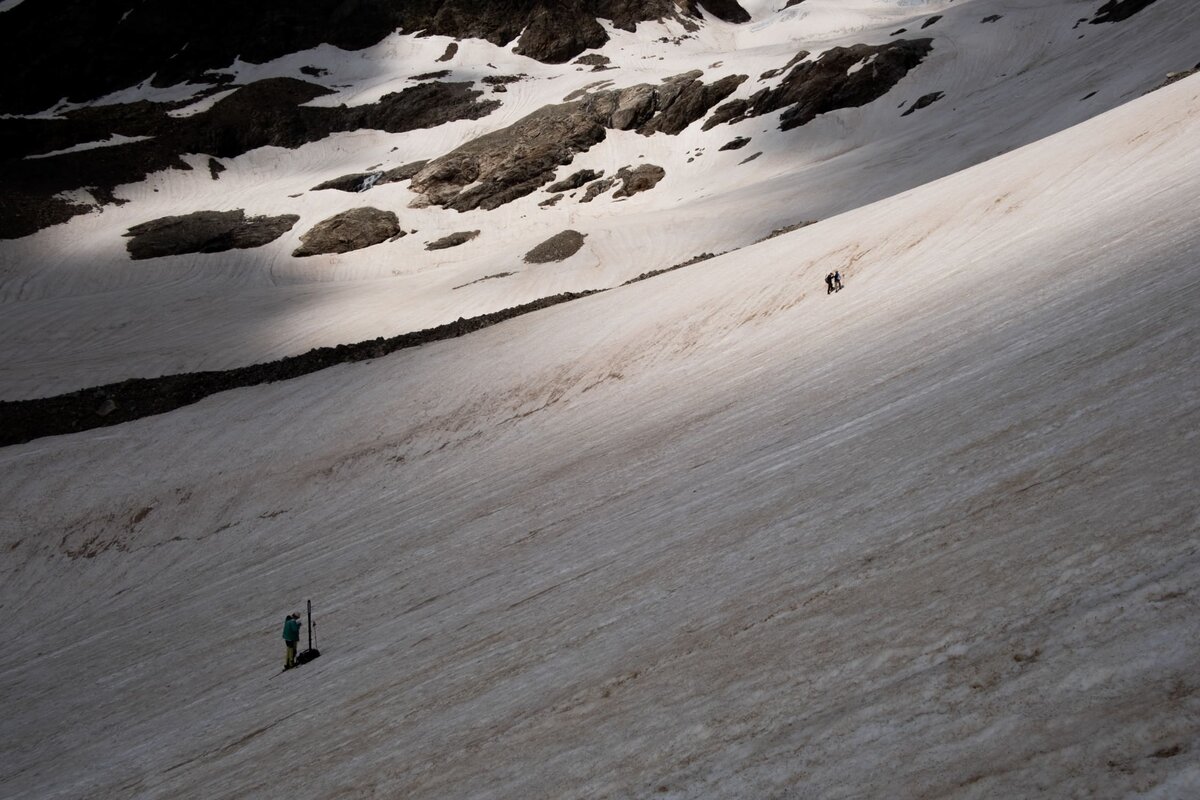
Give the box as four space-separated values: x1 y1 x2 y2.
296 599 321 665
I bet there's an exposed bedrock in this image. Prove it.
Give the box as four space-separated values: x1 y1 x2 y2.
613 164 666 198
125 210 299 260
426 230 481 250
0 80 494 240
689 0 751 23
410 71 744 211
0 1 748 114
706 39 934 131
313 173 385 193
902 91 945 117
1091 0 1159 24
292 208 401 257
547 169 605 192
580 177 619 203
524 230 587 263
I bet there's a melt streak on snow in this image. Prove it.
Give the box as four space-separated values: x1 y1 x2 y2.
1 2 1199 798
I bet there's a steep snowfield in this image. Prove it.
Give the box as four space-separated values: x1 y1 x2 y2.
2 0 1198 399
2 40 1198 800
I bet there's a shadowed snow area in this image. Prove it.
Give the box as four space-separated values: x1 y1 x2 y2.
1 0 1199 797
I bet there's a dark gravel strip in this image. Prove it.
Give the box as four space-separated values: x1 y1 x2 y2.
0 290 602 448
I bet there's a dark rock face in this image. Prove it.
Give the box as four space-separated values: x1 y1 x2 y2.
637 73 747 135
709 39 933 131
580 177 618 203
1091 0 1159 24
539 194 565 207
124 210 299 260
613 164 665 198
524 229 587 263
981 15 1003 23
426 230 481 250
901 91 945 116
411 101 610 212
921 15 942 28
514 6 608 63
437 43 459 62
703 98 751 130
0 1 751 115
293 208 401 257
719 136 751 150
208 158 226 180
690 0 751 23
379 160 430 185
312 173 385 193
574 54 612 69
739 151 762 164
409 71 742 211
0 80 496 239
413 70 453 81
783 0 807 8
547 169 605 192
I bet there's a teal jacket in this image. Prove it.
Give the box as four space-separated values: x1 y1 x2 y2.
283 617 301 642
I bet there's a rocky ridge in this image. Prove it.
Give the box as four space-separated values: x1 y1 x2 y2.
409 71 745 211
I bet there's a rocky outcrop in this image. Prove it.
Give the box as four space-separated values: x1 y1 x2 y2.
706 39 934 131
410 71 743 211
547 169 605 193
574 54 613 70
514 6 608 63
292 208 400 257
690 0 751 23
0 1 752 115
524 230 587 263
637 73 748 135
0 80 496 239
901 91 945 116
719 136 751 150
426 230 480 250
313 173 385 193
580 177 618 203
613 164 665 198
1091 0 1159 24
124 210 299 260
411 101 610 212
379 160 430 186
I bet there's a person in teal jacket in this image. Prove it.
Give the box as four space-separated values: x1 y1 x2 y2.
282 612 301 669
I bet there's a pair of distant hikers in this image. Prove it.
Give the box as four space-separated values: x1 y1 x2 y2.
825 270 844 294
282 612 301 669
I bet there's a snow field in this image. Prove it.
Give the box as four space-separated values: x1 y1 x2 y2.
1 55 1198 799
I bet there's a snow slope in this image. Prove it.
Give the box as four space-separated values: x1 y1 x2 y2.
1 45 1198 800
1 0 1198 399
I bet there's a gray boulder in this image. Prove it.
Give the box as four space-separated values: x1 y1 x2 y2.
524 230 587 263
125 210 299 260
426 230 480 251
613 164 665 198
292 207 400 257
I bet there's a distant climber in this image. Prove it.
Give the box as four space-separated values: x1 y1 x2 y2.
825 272 835 294
282 612 301 669
833 270 843 291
